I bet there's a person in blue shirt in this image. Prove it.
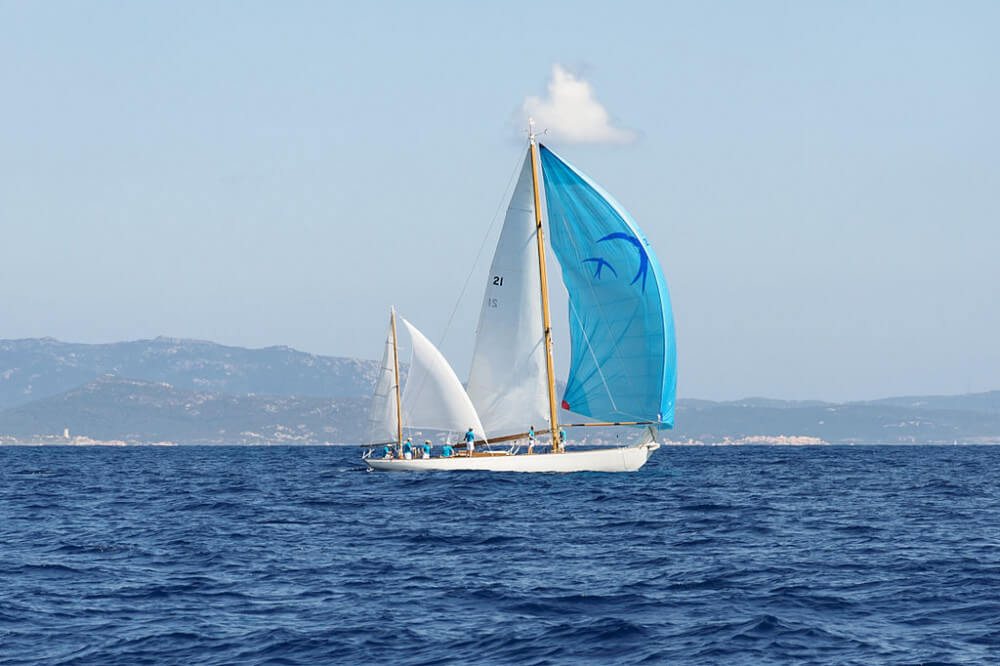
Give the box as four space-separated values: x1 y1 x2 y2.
382 444 393 459
464 428 476 456
527 426 536 454
441 443 454 458
402 437 414 460
421 440 432 459
558 427 567 448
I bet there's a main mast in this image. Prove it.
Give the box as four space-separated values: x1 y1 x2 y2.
390 307 403 452
528 121 561 452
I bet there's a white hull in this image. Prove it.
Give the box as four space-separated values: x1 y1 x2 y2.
365 442 659 473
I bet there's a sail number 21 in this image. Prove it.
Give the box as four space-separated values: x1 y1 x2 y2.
487 275 504 308
487 275 504 307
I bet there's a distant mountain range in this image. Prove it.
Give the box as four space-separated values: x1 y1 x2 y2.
0 337 380 410
2 337 999 445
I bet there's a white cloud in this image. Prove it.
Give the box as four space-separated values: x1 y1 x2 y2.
521 65 636 144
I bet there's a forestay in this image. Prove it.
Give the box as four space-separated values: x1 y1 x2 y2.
466 153 550 436
539 144 677 426
366 314 399 444
400 317 488 439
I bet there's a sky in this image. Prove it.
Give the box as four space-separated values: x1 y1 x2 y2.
1 1 998 402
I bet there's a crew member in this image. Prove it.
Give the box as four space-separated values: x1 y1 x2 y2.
464 427 476 456
422 440 432 459
527 426 536 454
441 443 455 458
402 437 414 460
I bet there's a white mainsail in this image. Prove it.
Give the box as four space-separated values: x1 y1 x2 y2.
466 153 549 436
365 314 399 444
400 317 487 440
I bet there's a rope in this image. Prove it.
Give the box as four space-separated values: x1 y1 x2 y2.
437 153 524 350
399 153 523 446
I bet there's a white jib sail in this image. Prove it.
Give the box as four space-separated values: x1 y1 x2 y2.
466 151 550 436
400 317 487 440
366 313 399 444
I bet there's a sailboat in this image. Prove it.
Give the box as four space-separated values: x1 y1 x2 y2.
363 124 676 472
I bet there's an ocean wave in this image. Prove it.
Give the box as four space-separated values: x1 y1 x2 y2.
2 445 1000 664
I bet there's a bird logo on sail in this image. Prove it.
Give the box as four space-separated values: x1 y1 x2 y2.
582 232 650 293
581 257 617 279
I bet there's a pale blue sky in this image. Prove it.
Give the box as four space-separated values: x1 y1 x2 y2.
1 1 997 401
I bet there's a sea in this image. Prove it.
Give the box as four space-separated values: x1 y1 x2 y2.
1 445 998 665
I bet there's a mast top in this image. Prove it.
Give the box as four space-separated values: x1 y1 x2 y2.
528 117 536 143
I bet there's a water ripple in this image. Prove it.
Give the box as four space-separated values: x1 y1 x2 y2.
2 445 1000 664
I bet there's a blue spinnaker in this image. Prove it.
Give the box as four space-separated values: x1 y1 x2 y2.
539 145 677 426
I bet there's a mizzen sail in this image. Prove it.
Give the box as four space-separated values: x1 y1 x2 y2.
366 314 400 444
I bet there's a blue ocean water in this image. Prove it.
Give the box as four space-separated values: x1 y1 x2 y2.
1 445 998 665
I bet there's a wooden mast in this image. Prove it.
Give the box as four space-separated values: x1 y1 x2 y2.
528 120 561 453
390 307 403 453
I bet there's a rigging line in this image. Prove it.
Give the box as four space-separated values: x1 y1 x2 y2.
388 152 521 444
567 294 619 413
402 154 521 443
436 152 525 350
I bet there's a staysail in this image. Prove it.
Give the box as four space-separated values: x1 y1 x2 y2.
466 153 550 435
400 317 488 439
366 313 400 444
539 144 677 426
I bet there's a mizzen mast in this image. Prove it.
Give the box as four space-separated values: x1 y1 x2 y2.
390 306 403 453
528 119 561 452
